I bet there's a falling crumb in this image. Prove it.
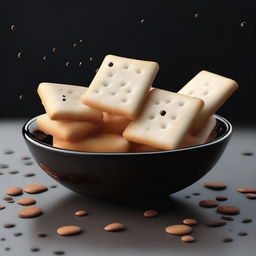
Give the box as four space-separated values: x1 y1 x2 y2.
79 61 85 67
42 56 47 61
10 25 16 31
73 43 77 47
140 19 145 24
89 57 94 61
19 95 24 101
79 39 83 43
194 13 199 19
65 61 70 67
17 52 23 59
240 21 247 28
52 48 59 53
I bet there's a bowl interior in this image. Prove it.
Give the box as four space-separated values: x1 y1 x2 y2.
23 114 231 155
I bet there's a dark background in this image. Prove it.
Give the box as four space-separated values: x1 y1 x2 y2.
1 0 255 124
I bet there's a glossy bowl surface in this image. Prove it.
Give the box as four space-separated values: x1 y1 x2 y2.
22 115 232 201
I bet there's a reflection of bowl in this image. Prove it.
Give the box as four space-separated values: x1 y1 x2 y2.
22 115 232 201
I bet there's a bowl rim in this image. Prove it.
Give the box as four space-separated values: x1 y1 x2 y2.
22 114 232 156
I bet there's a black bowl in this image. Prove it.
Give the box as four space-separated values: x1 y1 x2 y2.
22 115 232 201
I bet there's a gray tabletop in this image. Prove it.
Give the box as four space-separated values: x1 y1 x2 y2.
0 119 255 256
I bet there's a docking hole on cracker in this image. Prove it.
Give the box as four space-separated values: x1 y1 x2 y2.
34 55 238 153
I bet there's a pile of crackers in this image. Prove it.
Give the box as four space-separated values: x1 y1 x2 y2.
37 55 238 153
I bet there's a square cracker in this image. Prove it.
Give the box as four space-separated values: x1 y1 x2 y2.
36 114 99 142
123 89 204 150
178 70 238 133
37 83 103 122
82 55 159 119
181 115 217 148
53 133 130 153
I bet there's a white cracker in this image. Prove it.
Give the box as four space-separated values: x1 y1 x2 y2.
83 55 159 119
178 70 238 133
53 133 130 153
36 114 99 142
123 89 204 150
37 83 103 122
181 115 217 148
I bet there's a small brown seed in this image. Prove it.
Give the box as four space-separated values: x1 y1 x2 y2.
165 225 192 235
17 198 36 206
221 215 234 221
238 231 247 236
24 173 35 177
14 232 22 237
0 164 9 168
199 199 219 208
8 200 14 203
6 186 23 196
104 223 125 232
23 184 48 194
75 210 88 216
182 219 197 226
4 149 14 154
3 196 13 201
206 219 226 227
4 223 16 228
245 193 256 199
21 156 30 160
53 251 65 255
8 170 19 174
238 187 256 193
192 192 200 196
23 161 33 165
223 237 233 242
242 151 253 156
18 206 42 218
144 209 159 218
204 182 227 190
57 226 82 236
37 232 47 237
216 195 228 201
181 235 196 242
217 205 240 215
31 248 40 252
242 218 252 223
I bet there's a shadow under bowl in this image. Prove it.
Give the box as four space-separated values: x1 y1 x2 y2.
22 115 232 201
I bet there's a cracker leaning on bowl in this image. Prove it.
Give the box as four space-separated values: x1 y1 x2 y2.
36 55 238 152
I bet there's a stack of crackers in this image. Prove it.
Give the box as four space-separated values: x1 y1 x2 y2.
37 55 238 153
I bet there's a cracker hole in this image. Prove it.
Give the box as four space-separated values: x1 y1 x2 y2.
160 110 166 116
165 99 171 103
188 91 194 95
155 101 160 105
62 98 66 101
94 89 100 94
68 90 72 94
179 102 184 107
120 82 126 87
136 69 141 74
108 73 114 77
161 124 167 129
123 64 129 70
62 95 66 97
111 92 116 96
126 88 132 93
108 62 114 67
204 81 209 86
171 116 177 120
145 127 150 131
103 82 108 87
203 91 209 96
149 115 155 120
121 98 127 103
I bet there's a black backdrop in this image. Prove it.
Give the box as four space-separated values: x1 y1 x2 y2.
1 0 256 124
